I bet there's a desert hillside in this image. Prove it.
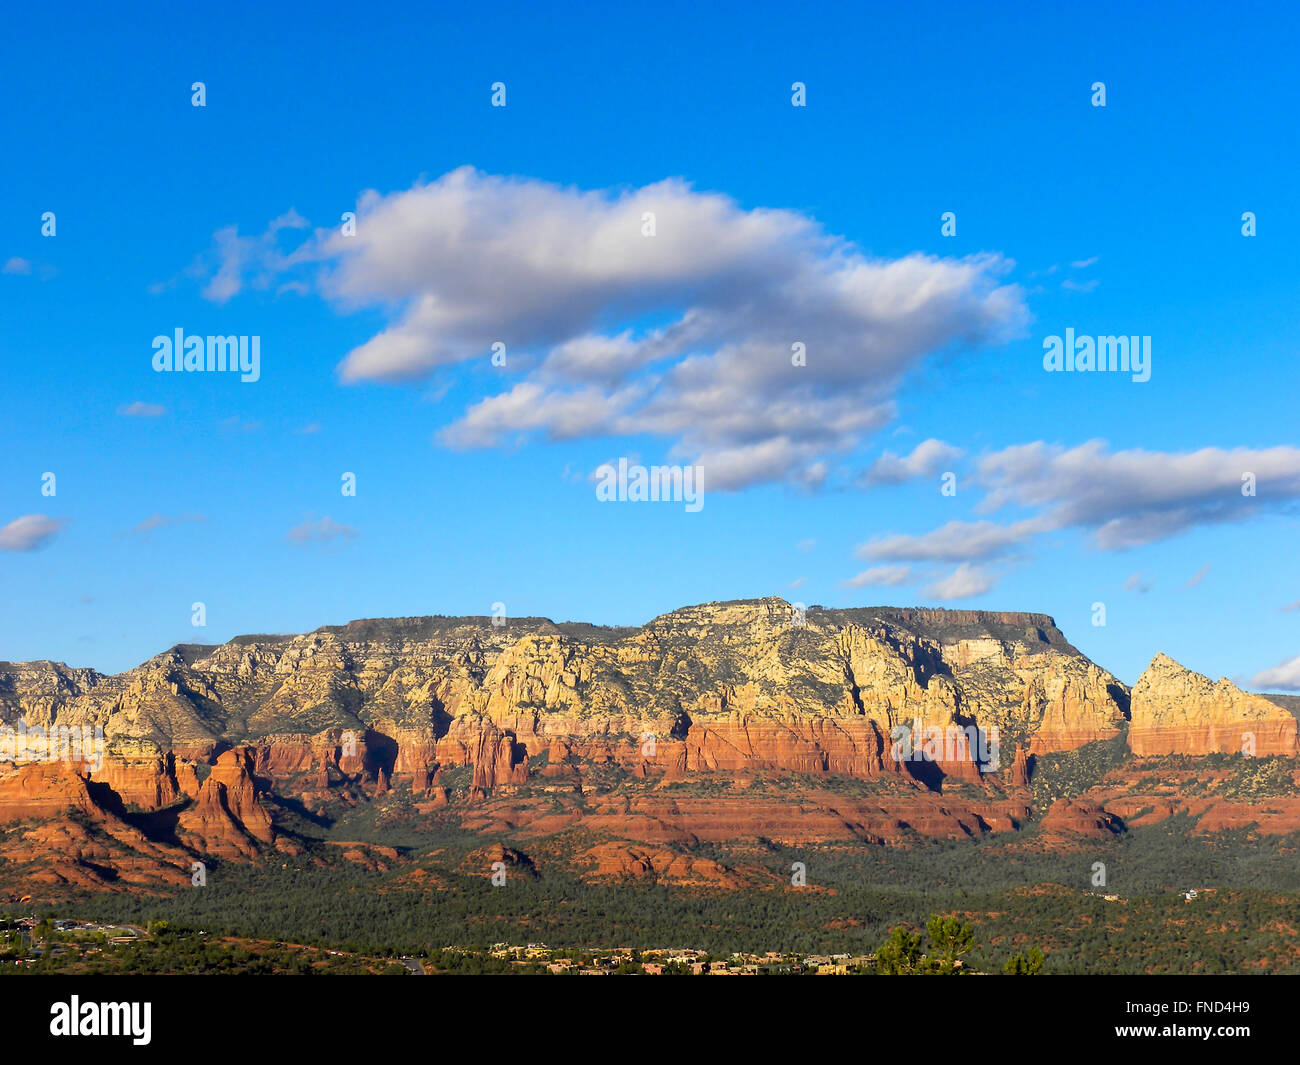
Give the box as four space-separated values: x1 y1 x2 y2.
0 598 1296 894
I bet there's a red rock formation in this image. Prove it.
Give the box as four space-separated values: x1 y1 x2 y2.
9 602 1300 885
0 761 101 822
390 727 439 790
462 784 1032 846
93 744 180 810
1009 745 1031 789
209 750 273 839
1129 654 1298 757
462 843 537 878
1060 762 1300 837
247 739 318 779
1040 800 1124 838
177 749 274 859
670 716 887 778
581 841 744 887
463 724 528 799
0 761 192 894
174 760 202 799
1023 668 1127 753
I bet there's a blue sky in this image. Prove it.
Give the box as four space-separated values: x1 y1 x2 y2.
2 0 1298 689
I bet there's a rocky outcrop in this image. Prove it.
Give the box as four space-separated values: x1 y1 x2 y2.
0 600 1131 802
0 599 1289 838
461 785 1034 846
177 749 274 859
94 738 180 810
0 760 101 823
1040 799 1125 837
1009 745 1031 788
6 599 1300 900
0 760 191 893
581 841 745 887
463 843 537 879
665 716 888 778
466 723 528 799
1129 653 1298 757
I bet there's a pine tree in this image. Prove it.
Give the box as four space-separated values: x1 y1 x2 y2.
875 925 924 974
926 915 974 972
1004 946 1046 975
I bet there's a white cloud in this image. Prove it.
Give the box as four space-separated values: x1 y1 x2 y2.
0 515 65 551
853 441 1300 585
858 518 1048 563
977 441 1300 550
1185 564 1210 588
842 565 912 588
1124 571 1152 594
286 516 357 545
926 563 995 600
2 257 31 275
122 513 207 537
1251 656 1300 691
859 438 963 485
191 168 1027 490
201 208 308 303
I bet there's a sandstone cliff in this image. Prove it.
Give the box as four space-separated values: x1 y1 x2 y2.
177 749 275 859
0 760 192 889
0 599 1131 806
0 597 1295 886
1129 653 1298 757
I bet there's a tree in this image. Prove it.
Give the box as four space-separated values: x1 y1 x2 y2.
1004 947 1046 975
926 915 975 973
876 915 978 975
875 925 925 974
